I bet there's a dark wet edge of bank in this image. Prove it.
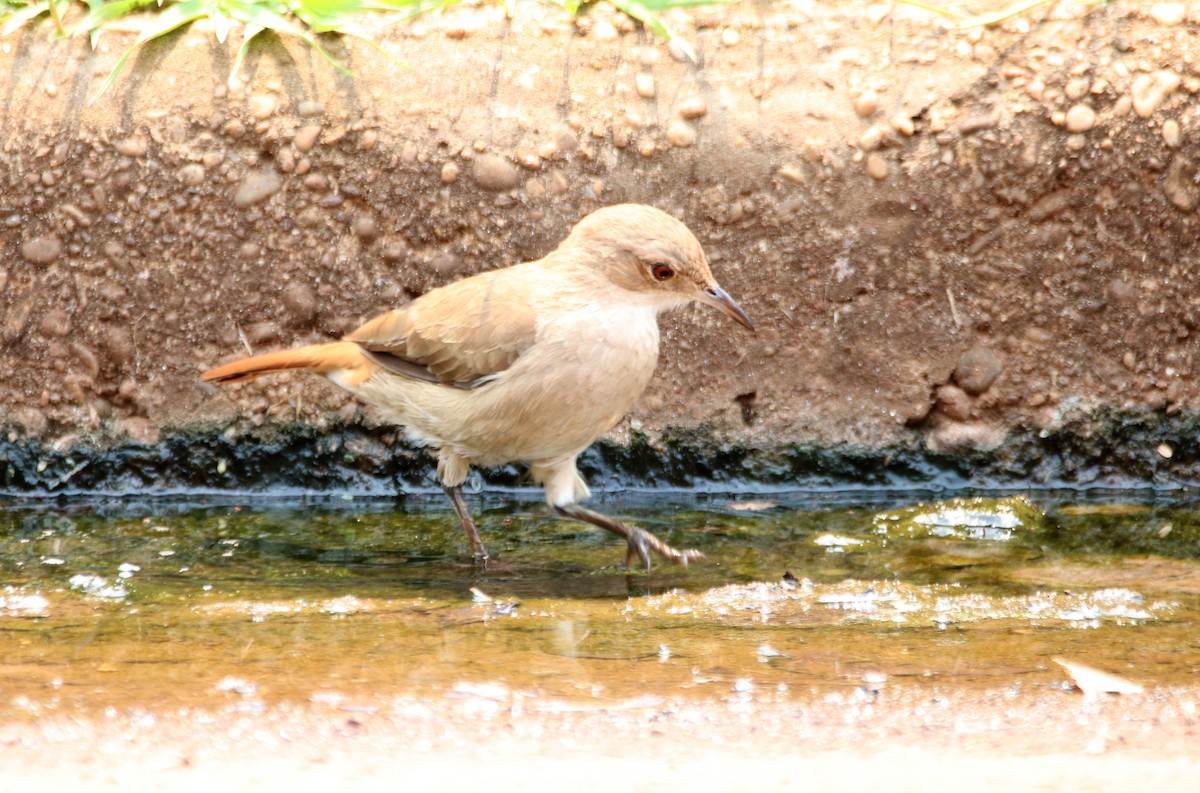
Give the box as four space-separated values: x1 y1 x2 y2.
1 408 1198 497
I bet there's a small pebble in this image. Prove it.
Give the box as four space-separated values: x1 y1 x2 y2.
1064 78 1091 100
440 162 460 184
1064 104 1096 133
244 321 279 346
247 94 277 120
635 73 655 99
778 164 805 184
954 346 1004 394
1149 2 1185 25
1131 70 1180 119
294 125 321 153
429 252 460 276
297 101 324 117
352 215 378 241
865 153 888 180
1162 119 1182 147
611 123 631 148
178 163 206 186
679 97 707 120
41 309 72 337
102 326 135 367
115 134 147 158
553 124 578 155
233 169 282 208
638 138 657 157
853 89 879 118
936 384 973 422
721 28 739 47
514 148 541 170
889 112 914 136
666 121 695 148
859 125 884 151
20 235 62 264
592 20 618 41
472 154 520 191
281 282 318 325
1158 443 1174 459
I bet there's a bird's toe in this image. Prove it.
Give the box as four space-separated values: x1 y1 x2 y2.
625 532 653 571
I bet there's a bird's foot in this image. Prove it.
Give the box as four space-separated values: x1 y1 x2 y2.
554 503 704 571
624 525 706 571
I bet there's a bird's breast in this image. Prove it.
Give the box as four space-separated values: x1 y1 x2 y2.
465 301 661 460
355 299 664 466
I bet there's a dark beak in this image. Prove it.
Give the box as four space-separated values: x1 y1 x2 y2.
699 285 755 332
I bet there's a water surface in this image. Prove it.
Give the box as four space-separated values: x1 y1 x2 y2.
2 490 1197 720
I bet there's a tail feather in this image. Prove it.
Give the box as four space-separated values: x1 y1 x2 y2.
201 342 375 386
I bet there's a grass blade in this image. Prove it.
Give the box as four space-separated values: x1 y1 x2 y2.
607 0 694 60
90 0 208 102
229 20 264 81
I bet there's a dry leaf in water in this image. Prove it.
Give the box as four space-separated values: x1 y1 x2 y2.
1053 657 1144 697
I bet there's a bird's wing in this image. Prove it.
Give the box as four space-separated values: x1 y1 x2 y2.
344 267 540 388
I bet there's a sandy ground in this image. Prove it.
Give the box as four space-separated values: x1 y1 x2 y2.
3 685 1198 791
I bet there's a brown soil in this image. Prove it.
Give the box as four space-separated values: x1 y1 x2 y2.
1 2 1197 457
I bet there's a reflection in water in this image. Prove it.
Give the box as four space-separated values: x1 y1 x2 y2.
0 490 1197 718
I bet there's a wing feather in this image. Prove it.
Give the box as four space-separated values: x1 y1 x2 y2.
345 265 541 387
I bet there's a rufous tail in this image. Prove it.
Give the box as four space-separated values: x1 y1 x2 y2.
201 342 375 386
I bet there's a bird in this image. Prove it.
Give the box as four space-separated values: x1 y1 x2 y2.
202 204 754 569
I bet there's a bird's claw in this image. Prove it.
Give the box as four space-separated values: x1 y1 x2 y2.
623 527 706 570
625 532 652 571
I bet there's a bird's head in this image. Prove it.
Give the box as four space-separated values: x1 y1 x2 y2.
564 204 754 331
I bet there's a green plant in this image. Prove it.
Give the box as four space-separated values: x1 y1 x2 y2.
0 0 734 102
893 0 1099 28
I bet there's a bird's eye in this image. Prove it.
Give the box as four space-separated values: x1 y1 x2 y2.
651 262 675 281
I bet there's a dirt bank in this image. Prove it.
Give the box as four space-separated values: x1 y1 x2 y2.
2 1 1199 478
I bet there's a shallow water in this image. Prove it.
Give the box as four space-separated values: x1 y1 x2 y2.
1 490 1198 719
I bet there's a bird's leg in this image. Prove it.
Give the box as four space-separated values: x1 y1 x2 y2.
555 503 706 571
443 484 489 565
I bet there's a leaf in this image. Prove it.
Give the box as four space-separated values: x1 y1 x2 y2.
226 0 354 76
82 0 107 46
207 0 231 43
90 0 209 102
72 0 159 38
229 20 263 81
893 0 1080 28
606 0 694 60
1053 657 1144 697
2 3 51 38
